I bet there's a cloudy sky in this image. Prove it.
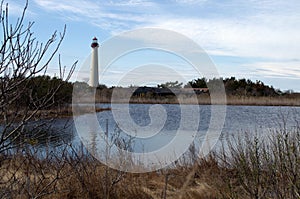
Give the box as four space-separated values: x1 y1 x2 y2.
5 0 300 91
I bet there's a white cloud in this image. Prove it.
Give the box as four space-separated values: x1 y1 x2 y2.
107 0 156 7
33 0 160 32
250 61 300 79
151 14 300 60
174 0 208 5
33 0 100 16
32 0 300 90
33 0 157 21
30 0 300 61
3 0 36 17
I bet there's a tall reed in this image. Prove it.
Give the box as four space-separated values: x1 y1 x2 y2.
1 126 300 198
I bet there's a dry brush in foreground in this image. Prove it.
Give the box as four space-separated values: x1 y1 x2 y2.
0 127 300 199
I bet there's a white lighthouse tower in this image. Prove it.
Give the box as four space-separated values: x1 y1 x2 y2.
89 37 99 87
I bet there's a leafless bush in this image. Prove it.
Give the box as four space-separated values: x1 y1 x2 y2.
2 126 299 198
204 127 300 199
0 0 76 152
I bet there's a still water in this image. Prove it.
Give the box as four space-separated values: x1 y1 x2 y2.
53 104 300 154
3 103 296 171
5 104 290 161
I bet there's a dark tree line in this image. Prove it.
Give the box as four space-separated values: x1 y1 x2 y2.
24 75 73 109
157 81 183 88
186 77 280 96
70 76 286 99
54 76 288 103
0 75 73 109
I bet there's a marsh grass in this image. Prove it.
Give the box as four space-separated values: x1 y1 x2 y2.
226 95 300 106
94 92 300 106
1 127 300 198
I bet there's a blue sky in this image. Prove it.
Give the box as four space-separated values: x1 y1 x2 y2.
5 0 300 91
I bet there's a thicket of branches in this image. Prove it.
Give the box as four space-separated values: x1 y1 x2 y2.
0 0 76 152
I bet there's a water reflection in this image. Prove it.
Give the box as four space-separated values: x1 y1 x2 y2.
83 104 300 154
3 118 74 150
4 104 300 158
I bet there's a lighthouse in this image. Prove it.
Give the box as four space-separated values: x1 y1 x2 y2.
89 37 99 87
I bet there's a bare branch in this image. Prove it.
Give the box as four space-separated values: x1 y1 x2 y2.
0 1 76 151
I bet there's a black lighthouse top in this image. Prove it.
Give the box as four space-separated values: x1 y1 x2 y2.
91 37 99 48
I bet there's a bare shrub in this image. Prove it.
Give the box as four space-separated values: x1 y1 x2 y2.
0 0 76 152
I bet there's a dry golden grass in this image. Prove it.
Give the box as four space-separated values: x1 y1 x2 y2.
0 152 217 199
93 91 300 106
226 95 300 106
1 127 300 198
